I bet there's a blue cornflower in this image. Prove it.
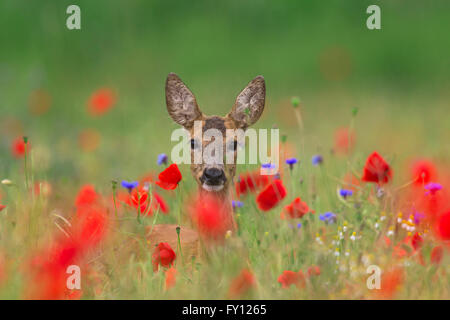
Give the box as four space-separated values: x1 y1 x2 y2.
285 157 298 170
312 155 323 166
232 200 244 209
339 189 353 198
297 223 302 229
157 153 168 166
424 182 442 195
121 180 138 192
261 163 276 169
319 212 337 224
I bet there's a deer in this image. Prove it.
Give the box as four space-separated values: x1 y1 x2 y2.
146 73 265 256
165 72 265 195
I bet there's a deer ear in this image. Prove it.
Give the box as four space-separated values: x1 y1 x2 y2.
165 73 203 128
227 75 265 129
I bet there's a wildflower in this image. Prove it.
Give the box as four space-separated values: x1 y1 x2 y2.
339 189 353 199
319 212 337 224
75 185 98 208
278 270 306 289
436 211 450 240
155 163 182 190
232 200 243 209
87 88 116 116
157 153 168 166
0 204 5 212
350 231 357 241
285 158 298 170
190 194 232 241
74 206 109 249
130 189 149 214
281 197 311 219
121 180 138 193
311 155 323 166
1 179 13 186
256 180 287 211
261 163 276 175
307 265 321 277
235 171 270 197
413 211 425 225
411 232 423 251
228 269 256 299
411 160 437 186
261 163 275 169
334 127 355 154
297 223 302 229
375 268 404 299
152 242 176 272
430 246 443 265
165 267 177 290
11 136 30 158
424 182 442 196
361 151 392 184
334 248 340 257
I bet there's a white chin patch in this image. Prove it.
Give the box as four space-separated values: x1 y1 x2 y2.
202 184 224 192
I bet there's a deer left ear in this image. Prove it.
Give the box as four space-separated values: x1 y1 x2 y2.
227 75 265 129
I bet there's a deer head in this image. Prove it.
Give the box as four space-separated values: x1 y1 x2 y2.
165 73 266 197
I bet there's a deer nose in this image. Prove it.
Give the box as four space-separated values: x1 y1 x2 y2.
202 168 226 184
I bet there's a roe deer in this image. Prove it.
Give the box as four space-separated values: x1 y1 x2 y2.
165 72 266 205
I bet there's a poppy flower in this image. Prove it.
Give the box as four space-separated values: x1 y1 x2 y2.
128 188 168 216
411 232 423 251
430 246 443 265
307 265 321 277
73 206 108 249
278 270 306 289
411 160 437 186
190 194 232 240
375 267 404 299
436 211 450 240
11 137 30 158
361 151 392 184
75 185 98 208
165 267 177 290
235 171 270 197
152 242 176 271
87 88 116 116
256 180 287 211
334 127 355 154
156 164 182 190
281 197 311 219
228 269 256 299
0 204 5 212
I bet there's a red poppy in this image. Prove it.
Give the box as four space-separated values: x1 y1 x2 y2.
281 197 311 219
152 242 176 271
411 232 423 251
361 151 392 184
73 206 108 249
128 188 169 216
156 164 182 190
436 211 450 240
11 137 30 158
430 246 443 265
334 127 355 154
228 269 256 299
75 185 98 208
0 204 5 212
375 267 404 299
190 194 232 241
307 265 321 277
411 160 437 186
87 88 116 116
235 171 270 198
256 179 287 211
277 270 306 289
165 267 177 290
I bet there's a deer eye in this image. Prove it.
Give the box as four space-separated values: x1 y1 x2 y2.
190 139 199 150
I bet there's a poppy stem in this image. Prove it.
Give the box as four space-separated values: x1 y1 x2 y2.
23 136 29 191
111 180 118 219
176 226 183 266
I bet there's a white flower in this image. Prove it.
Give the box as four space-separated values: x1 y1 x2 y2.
387 230 394 236
1 179 13 186
374 223 379 229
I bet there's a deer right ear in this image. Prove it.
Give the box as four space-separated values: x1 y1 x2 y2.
165 73 203 128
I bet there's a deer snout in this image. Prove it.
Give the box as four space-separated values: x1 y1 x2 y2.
200 167 226 187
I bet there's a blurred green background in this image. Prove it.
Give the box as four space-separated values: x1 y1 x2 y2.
1 0 449 186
